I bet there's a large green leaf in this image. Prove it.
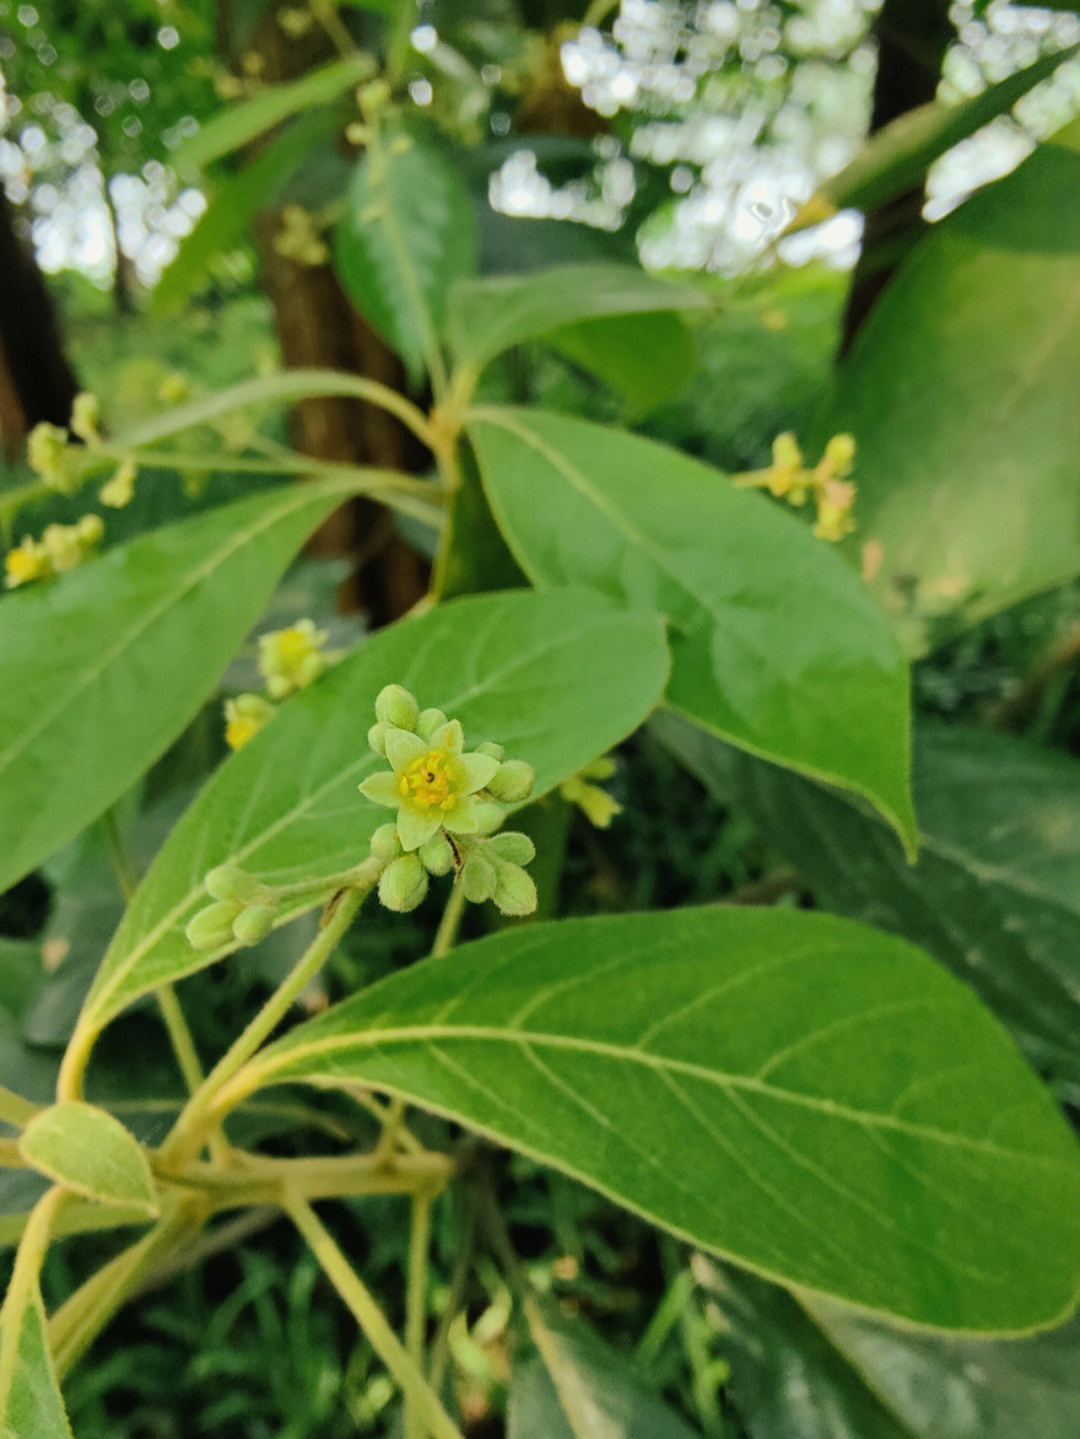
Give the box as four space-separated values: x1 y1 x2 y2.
235 906 1080 1331
172 52 376 172
72 590 668 1037
448 264 711 377
333 125 475 386
817 118 1080 655
0 480 358 896
468 406 916 852
787 43 1079 226
546 312 697 416
653 711 1080 1095
0 1284 73 1439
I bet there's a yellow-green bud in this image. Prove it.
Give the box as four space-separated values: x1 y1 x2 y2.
370 823 404 861
70 392 102 443
477 741 505 761
468 802 503 836
418 832 455 876
486 760 535 803
100 459 136 508
490 832 535 866
27 422 75 491
368 721 390 756
462 853 496 904
205 863 263 903
379 854 428 912
416 708 449 742
232 903 277 946
185 900 242 951
492 861 538 917
374 684 419 730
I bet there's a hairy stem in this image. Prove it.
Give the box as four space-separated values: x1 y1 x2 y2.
405 1192 434 1439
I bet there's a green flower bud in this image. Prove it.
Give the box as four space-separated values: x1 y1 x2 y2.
471 802 505 836
185 900 242 951
368 721 390 756
204 863 262 903
492 860 538 917
370 823 404 861
418 832 455 876
477 741 505 761
489 832 535 866
462 853 496 904
379 854 428 912
232 903 277 946
416 708 448 742
375 684 419 731
486 760 535 803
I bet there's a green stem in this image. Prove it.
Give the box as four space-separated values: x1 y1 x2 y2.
158 865 379 1165
101 808 137 901
284 1193 466 1439
431 872 467 959
405 1192 434 1439
0 1186 65 1415
0 1085 40 1130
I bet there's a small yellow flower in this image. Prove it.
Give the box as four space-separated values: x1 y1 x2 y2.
27 422 76 492
224 693 276 750
258 619 334 699
560 756 622 828
158 373 189 404
813 479 857 542
360 720 502 852
70 392 102 444
4 537 50 588
100 459 137 508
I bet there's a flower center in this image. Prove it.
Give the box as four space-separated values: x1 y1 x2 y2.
400 749 460 810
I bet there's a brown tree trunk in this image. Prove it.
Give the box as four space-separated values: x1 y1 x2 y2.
839 0 955 355
0 190 79 460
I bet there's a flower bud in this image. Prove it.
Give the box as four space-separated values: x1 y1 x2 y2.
375 684 419 730
486 760 535 803
100 459 137 508
185 900 242 951
204 863 262 903
368 720 390 756
70 392 101 443
477 741 504 761
471 802 505 836
416 708 448 742
418 832 455 876
461 853 496 904
232 903 277 946
492 861 538 917
489 832 535 866
379 854 428 912
370 823 404 861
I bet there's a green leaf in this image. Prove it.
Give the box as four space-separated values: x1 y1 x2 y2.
712 1264 1080 1439
468 406 916 853
18 1103 157 1214
509 1299 700 1439
172 52 376 172
448 264 711 377
0 1285 73 1439
72 590 669 1036
816 118 1080 655
238 905 1080 1331
653 710 1080 1096
152 110 336 316
546 312 697 416
0 479 357 895
333 125 475 386
787 43 1079 226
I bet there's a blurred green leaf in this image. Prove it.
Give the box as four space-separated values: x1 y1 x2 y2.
19 1102 157 1214
0 1280 74 1439
468 406 916 852
244 906 1080 1330
546 312 697 416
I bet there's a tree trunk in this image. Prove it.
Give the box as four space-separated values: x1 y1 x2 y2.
0 190 79 460
839 0 955 355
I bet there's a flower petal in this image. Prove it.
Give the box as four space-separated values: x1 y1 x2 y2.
396 805 442 851
384 728 428 773
456 752 500 795
442 796 481 834
436 719 464 755
358 771 404 807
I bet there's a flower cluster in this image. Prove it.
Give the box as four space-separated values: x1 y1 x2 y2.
27 421 78 494
560 756 622 829
737 432 857 542
185 864 280 952
359 685 538 916
224 620 340 750
273 205 331 267
4 515 104 589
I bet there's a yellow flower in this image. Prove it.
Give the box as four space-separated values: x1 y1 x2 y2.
27 422 76 492
258 619 334 699
100 460 137 508
158 373 189 403
813 479 856 542
360 720 501 852
225 693 276 750
70 392 102 444
4 537 50 588
560 756 622 828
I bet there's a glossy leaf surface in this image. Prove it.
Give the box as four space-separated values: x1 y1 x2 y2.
240 906 1080 1331
0 479 356 895
74 590 669 1034
469 406 915 850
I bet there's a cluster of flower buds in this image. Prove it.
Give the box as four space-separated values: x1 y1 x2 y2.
4 515 104 589
737 432 857 542
273 205 331 267
27 421 78 494
224 620 340 750
184 863 280 952
360 685 538 916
